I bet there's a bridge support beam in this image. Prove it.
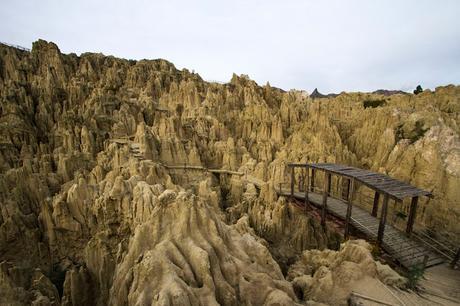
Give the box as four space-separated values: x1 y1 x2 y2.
344 178 355 239
310 169 316 192
342 178 351 200
290 166 294 199
321 171 331 228
377 193 390 246
298 173 303 192
451 248 460 268
304 166 310 209
406 196 418 235
372 191 380 217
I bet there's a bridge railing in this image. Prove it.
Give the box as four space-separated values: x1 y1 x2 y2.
411 228 457 262
0 41 31 52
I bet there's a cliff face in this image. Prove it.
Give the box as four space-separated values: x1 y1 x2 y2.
0 40 458 305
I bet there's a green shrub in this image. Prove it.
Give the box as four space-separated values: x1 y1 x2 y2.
413 85 423 95
407 262 425 289
363 99 386 108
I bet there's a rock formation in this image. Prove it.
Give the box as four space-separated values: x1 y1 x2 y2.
287 240 406 305
0 40 458 305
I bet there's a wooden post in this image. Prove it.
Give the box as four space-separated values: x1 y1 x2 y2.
422 254 429 269
310 169 316 192
372 191 380 217
344 178 355 239
321 171 330 228
298 170 303 192
327 173 332 195
377 193 389 246
290 166 294 198
304 166 310 208
343 178 350 200
406 196 419 235
451 248 460 268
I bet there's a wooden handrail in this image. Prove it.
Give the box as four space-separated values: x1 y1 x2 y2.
0 41 30 51
411 231 455 261
163 164 244 176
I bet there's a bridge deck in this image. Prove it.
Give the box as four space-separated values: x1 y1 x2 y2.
279 190 444 269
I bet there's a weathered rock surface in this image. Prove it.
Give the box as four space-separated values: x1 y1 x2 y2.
287 240 406 305
0 40 458 305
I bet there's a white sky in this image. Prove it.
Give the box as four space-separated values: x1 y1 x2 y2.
1 0 459 93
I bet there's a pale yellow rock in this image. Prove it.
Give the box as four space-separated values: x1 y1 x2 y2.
288 240 407 305
0 40 458 306
108 191 299 305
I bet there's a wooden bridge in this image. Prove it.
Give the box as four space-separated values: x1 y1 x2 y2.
108 137 265 186
279 163 447 270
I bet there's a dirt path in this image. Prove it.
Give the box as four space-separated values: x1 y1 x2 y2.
351 264 460 305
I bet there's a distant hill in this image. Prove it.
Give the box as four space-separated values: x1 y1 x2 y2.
310 88 339 99
372 89 409 96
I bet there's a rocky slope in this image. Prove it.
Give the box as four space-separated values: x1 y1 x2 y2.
287 239 406 305
0 40 458 305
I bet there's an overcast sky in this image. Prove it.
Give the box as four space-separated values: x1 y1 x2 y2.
1 0 459 93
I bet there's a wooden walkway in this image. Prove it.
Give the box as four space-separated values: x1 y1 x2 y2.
108 138 264 186
278 189 444 269
110 139 446 269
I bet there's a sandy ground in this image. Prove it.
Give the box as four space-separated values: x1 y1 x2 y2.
351 264 460 306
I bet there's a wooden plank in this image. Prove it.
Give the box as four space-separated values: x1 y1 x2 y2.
385 237 415 244
359 176 393 183
387 189 419 198
391 188 425 196
359 175 389 181
385 242 413 250
385 242 415 251
391 243 426 254
392 189 430 198
339 169 373 177
353 173 382 179
383 232 406 240
393 248 429 259
388 187 424 197
383 235 407 245
332 165 355 171
362 182 399 190
401 252 434 262
372 181 406 189
426 258 444 267
384 185 419 193
399 257 429 266
327 170 367 178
